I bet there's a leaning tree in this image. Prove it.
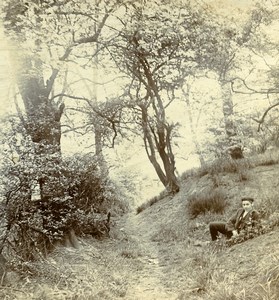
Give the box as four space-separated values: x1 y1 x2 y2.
109 0 260 191
108 1 217 194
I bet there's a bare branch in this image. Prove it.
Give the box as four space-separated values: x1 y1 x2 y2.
252 101 279 132
45 8 113 97
231 77 279 95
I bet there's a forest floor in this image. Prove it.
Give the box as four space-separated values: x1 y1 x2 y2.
2 162 279 299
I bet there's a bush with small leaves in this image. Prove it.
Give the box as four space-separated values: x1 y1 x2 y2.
226 221 264 246
0 122 126 261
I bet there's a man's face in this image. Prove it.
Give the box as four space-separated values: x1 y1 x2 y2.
242 200 253 212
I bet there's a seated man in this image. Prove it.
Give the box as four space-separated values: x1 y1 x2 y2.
209 197 260 241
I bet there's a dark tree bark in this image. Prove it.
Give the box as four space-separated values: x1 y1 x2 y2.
17 57 64 151
139 92 180 194
123 30 180 194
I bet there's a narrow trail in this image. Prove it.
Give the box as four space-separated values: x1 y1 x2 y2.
118 212 178 300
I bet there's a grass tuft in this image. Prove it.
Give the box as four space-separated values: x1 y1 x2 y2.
187 188 228 218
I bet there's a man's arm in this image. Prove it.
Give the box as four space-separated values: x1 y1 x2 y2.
251 210 261 226
226 209 242 232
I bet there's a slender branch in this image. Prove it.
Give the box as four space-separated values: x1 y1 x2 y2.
50 93 90 102
45 9 112 97
252 101 279 132
231 77 279 95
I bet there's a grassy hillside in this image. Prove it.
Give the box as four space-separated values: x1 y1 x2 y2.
1 151 279 299
135 151 279 299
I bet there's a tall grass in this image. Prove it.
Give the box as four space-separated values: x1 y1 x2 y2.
1 230 145 300
181 150 279 182
186 188 228 218
176 244 279 300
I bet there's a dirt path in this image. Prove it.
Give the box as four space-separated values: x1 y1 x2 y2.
118 212 178 300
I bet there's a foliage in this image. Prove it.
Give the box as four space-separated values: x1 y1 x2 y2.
186 188 228 218
0 120 127 261
258 193 279 234
2 0 120 65
109 0 248 193
226 221 264 246
63 153 130 235
72 210 111 238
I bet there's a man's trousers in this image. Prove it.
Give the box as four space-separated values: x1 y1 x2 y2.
209 222 233 241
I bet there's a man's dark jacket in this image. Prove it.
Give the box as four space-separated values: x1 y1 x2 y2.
226 208 260 232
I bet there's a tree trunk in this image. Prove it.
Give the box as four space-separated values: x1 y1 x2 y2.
220 80 244 159
141 104 180 194
80 73 109 180
94 122 109 179
127 28 180 194
183 85 206 167
14 54 65 200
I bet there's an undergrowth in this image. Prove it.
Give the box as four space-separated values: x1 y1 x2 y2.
181 150 279 181
186 188 228 218
137 151 279 214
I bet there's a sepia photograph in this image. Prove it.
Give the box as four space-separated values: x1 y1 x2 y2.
0 0 279 299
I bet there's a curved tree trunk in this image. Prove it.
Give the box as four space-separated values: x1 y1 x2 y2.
141 104 180 194
127 36 180 194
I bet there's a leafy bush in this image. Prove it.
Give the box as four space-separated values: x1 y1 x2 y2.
72 210 111 238
0 122 128 261
1 152 124 260
187 188 228 218
226 221 264 246
64 153 130 215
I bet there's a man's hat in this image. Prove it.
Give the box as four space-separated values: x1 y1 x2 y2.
241 197 254 203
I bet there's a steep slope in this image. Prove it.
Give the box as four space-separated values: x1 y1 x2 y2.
2 162 279 299
125 163 279 299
